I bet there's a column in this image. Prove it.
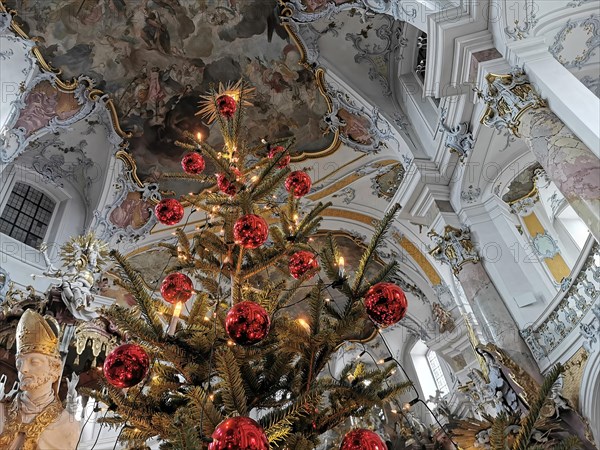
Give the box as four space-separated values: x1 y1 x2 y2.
429 225 541 380
479 69 600 243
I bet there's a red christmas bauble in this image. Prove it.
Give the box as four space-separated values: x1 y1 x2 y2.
181 152 206 174
160 272 194 304
225 301 271 346
216 94 237 119
216 173 238 196
154 198 184 225
209 417 269 450
340 429 387 450
234 214 269 249
288 251 319 279
364 282 407 326
103 344 150 389
285 171 312 197
268 145 290 168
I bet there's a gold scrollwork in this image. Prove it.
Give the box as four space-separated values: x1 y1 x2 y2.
1 1 132 141
280 10 342 162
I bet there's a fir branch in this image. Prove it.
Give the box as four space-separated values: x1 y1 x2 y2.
187 386 224 437
251 167 291 203
240 250 288 280
552 437 581 450
490 413 510 450
351 203 401 295
110 250 165 335
248 151 288 198
357 260 399 298
159 172 213 183
512 364 564 450
215 348 248 416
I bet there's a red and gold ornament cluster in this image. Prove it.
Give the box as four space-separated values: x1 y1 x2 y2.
209 417 268 450
216 94 237 119
181 152 205 174
103 343 150 389
225 301 271 346
216 173 238 196
363 282 407 326
268 145 290 168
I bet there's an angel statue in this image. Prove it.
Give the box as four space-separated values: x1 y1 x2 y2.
39 233 109 321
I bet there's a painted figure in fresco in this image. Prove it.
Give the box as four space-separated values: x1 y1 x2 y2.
141 10 171 54
109 192 153 230
0 310 80 450
338 108 372 144
147 67 166 112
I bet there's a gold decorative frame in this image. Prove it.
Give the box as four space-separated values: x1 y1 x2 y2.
280 4 342 162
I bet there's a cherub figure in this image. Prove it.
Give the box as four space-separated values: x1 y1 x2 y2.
40 233 109 321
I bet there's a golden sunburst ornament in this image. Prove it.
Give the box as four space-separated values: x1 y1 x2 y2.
60 232 110 272
196 80 255 123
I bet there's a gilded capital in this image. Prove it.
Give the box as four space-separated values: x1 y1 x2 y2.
478 68 547 136
428 225 480 275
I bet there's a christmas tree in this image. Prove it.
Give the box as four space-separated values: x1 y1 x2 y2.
88 81 412 449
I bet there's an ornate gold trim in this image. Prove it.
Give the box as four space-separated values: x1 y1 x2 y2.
280 12 342 161
480 71 547 137
394 233 442 285
115 148 145 188
89 91 133 139
0 1 132 140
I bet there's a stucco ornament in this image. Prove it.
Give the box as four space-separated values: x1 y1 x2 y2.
478 68 547 136
439 109 475 162
428 225 480 275
39 233 109 321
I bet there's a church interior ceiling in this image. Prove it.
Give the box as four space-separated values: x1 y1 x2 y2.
9 0 340 197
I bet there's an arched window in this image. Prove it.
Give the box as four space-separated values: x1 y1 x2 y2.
426 349 449 396
0 182 56 248
410 340 449 400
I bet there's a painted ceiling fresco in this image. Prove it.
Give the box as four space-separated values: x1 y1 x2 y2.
11 0 335 195
501 162 543 203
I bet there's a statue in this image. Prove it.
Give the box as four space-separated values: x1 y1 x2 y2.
39 233 109 321
431 302 456 334
0 310 80 449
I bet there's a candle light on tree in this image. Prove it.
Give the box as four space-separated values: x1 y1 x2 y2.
338 256 345 278
168 302 183 335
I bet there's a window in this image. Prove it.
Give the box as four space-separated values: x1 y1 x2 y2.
414 32 427 82
410 340 449 401
426 350 449 396
0 182 56 248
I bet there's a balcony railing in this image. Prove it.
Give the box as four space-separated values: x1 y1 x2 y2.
520 238 599 363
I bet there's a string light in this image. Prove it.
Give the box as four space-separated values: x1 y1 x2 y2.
297 318 310 331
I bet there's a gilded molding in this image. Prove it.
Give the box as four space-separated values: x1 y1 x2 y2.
393 232 442 286
428 225 480 275
478 69 547 137
0 1 131 141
